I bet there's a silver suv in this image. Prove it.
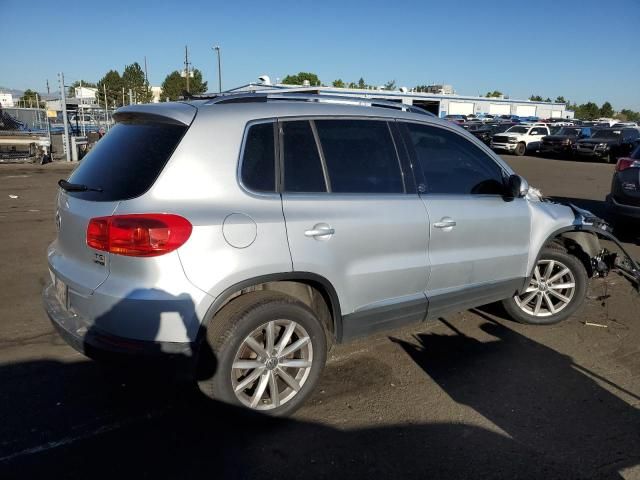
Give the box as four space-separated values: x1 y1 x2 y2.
44 93 639 416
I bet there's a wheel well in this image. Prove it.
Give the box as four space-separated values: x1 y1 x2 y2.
548 231 601 277
212 279 337 345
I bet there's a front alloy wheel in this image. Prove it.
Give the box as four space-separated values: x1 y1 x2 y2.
502 246 588 325
514 259 576 317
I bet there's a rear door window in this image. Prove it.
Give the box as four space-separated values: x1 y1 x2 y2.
282 120 327 193
315 119 404 194
66 121 187 201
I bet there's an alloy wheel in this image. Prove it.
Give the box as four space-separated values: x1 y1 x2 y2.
231 320 313 410
514 259 576 317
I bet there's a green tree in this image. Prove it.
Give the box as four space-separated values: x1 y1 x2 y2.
19 89 43 107
618 109 640 122
529 94 543 101
332 79 345 88
555 96 566 103
122 62 152 103
67 80 97 97
383 80 396 90
485 90 503 98
599 101 614 118
161 69 207 101
281 72 321 86
544 97 551 103
357 77 366 89
96 70 123 107
574 102 600 120
347 81 358 88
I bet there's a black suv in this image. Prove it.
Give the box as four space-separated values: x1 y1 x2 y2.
462 122 494 144
574 127 640 163
607 145 640 222
540 126 593 157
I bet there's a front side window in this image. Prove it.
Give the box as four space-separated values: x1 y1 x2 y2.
404 123 506 195
241 122 276 192
315 120 404 194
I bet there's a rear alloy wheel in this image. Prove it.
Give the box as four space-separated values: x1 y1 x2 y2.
502 246 587 325
515 142 526 156
231 319 314 411
198 291 327 416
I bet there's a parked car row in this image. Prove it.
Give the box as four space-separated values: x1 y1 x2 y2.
484 121 640 163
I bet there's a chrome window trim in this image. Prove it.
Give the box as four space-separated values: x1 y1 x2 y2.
237 117 280 198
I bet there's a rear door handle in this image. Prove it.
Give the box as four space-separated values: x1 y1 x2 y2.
304 224 335 237
433 219 457 229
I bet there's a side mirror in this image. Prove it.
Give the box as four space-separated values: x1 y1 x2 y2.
508 174 529 198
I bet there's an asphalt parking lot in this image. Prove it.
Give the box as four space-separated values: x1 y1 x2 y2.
1 156 639 479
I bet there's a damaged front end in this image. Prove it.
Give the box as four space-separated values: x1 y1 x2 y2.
564 203 640 291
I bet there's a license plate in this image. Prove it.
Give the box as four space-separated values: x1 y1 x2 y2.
55 277 68 310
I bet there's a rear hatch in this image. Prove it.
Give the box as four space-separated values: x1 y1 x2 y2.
49 103 196 294
614 155 640 206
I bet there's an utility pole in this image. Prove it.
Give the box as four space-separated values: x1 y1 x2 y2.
122 87 125 106
213 45 222 93
58 72 71 162
103 84 109 131
144 56 149 85
79 80 86 136
46 79 50 94
184 45 190 93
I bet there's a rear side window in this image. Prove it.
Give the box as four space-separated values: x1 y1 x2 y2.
242 122 276 192
404 123 505 195
67 121 187 201
282 121 326 193
315 120 404 194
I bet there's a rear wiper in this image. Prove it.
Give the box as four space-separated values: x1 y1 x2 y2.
58 179 103 193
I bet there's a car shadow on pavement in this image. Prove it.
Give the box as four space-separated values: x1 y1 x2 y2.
2 290 638 479
392 313 640 479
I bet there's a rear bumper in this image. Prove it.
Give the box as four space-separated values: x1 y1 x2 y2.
43 284 194 360
607 194 640 219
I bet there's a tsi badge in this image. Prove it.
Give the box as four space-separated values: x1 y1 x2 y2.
94 253 105 266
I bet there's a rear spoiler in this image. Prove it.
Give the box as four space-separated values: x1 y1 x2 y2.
113 103 197 126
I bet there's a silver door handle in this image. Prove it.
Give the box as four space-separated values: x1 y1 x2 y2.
433 220 457 229
304 227 335 237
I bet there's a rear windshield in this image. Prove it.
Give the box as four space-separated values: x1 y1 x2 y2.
592 129 620 139
66 121 187 201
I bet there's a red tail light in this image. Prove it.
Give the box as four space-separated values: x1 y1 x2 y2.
616 158 640 172
87 214 192 257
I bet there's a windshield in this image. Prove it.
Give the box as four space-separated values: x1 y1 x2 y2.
556 128 581 136
592 130 621 139
506 126 528 133
632 144 640 160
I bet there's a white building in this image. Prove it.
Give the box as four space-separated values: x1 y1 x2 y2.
151 86 163 103
0 93 14 107
74 86 98 104
227 83 573 119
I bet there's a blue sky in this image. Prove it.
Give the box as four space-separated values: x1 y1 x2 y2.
3 0 639 109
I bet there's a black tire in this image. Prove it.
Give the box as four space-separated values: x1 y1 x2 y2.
502 246 588 325
515 142 526 156
197 291 327 416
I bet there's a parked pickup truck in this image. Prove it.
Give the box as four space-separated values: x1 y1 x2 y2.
540 126 593 157
491 124 550 156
